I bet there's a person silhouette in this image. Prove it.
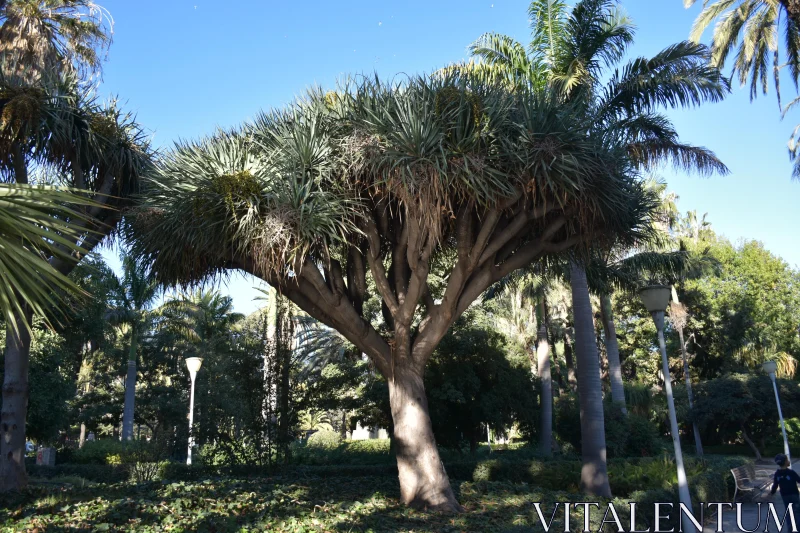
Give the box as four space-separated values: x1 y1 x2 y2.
771 453 800 528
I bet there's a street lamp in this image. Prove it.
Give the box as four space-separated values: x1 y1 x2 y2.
763 360 791 467
185 357 203 466
640 285 694 532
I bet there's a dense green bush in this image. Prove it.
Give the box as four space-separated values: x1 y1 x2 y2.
556 395 663 458
306 430 342 450
71 439 170 473
71 440 128 465
30 452 741 516
341 439 391 455
290 438 395 465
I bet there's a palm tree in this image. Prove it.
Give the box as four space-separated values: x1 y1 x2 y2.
685 0 800 177
298 410 334 433
0 71 148 490
467 0 728 497
585 179 693 415
681 210 712 245
0 0 112 83
160 290 245 358
105 252 160 441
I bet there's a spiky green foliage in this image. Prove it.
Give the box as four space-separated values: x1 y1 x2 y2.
131 72 654 376
0 59 149 337
0 72 152 294
465 0 729 302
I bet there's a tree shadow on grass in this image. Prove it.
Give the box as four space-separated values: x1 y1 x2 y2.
1 476 611 532
327 480 591 533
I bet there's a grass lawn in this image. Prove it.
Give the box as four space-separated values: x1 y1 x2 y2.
8 453 740 532
3 475 611 533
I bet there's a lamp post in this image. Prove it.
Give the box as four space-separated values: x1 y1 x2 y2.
185 357 203 466
640 285 694 532
763 360 791 466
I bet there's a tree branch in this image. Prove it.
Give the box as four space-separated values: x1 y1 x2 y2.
237 258 393 376
364 218 400 317
346 245 368 316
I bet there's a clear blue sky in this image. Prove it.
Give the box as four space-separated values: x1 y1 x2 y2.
98 0 800 315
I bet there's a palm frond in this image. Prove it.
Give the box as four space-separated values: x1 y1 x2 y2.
597 41 730 119
0 183 100 334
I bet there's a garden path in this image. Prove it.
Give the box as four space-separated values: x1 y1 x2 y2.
703 461 794 532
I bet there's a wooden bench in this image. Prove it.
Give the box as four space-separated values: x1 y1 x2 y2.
731 464 772 502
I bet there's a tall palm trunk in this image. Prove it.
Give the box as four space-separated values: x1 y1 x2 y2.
600 293 626 414
121 330 138 441
536 294 553 457
671 288 703 457
570 262 611 497
0 308 32 491
564 328 577 392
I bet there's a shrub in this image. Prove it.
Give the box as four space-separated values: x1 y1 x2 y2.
72 439 170 468
625 413 663 456
72 440 128 465
554 394 582 450
306 430 342 450
343 439 390 455
557 396 663 458
130 461 168 484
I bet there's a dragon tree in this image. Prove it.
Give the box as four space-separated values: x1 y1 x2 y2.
131 74 654 512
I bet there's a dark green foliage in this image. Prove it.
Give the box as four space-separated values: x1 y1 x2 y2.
555 393 663 458
72 440 129 465
71 439 169 468
425 319 537 450
306 430 342 450
14 456 740 531
28 464 131 483
691 374 800 454
613 233 800 385
288 439 393 466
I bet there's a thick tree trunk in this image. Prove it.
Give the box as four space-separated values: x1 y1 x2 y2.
536 295 553 457
600 293 626 414
121 332 138 441
0 310 32 491
388 366 461 512
569 263 612 498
